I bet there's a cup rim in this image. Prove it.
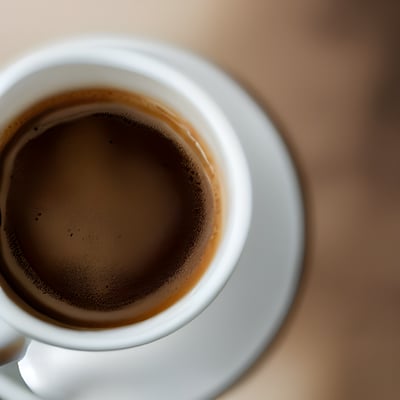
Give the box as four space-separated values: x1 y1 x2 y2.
0 44 252 350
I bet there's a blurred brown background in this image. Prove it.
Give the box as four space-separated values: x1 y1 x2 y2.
1 1 400 399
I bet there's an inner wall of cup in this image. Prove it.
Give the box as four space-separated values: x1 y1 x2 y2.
0 61 232 277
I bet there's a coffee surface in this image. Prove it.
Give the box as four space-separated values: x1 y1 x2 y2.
0 89 220 328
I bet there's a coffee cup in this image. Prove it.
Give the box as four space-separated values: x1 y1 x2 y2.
0 42 251 362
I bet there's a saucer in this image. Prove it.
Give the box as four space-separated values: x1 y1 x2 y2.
0 37 305 400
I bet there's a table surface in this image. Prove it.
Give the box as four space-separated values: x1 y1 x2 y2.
1 1 400 399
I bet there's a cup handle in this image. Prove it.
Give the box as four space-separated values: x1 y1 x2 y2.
0 320 41 400
0 318 28 365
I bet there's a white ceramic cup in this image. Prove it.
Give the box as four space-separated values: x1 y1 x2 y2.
0 43 251 361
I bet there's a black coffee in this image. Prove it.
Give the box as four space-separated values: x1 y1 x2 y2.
0 89 221 328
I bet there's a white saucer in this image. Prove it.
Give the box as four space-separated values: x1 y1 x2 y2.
0 37 305 400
